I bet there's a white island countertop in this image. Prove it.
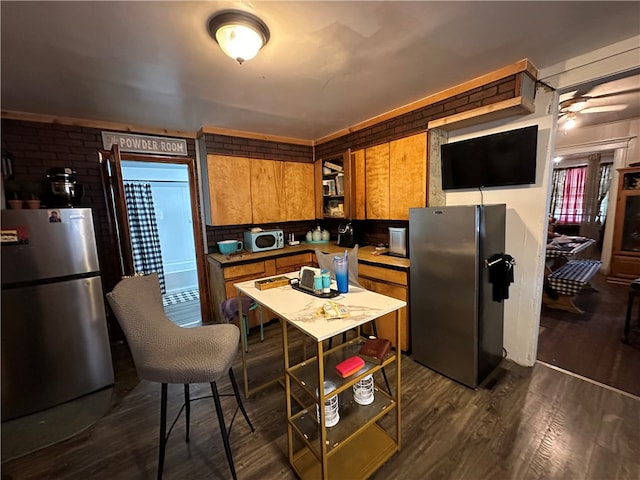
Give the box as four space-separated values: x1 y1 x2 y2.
234 272 406 342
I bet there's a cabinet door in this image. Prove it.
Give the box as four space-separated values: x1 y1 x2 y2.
358 277 408 351
390 132 427 219
275 252 313 274
284 162 315 221
365 143 390 219
251 159 284 224
351 149 366 220
207 155 252 225
314 160 324 219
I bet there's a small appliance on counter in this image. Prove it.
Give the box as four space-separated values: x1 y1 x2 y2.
337 222 355 247
45 167 84 207
244 228 284 252
388 227 407 257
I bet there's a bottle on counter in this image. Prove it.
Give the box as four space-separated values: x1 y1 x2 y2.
312 226 322 242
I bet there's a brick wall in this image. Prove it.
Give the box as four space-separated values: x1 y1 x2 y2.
315 75 519 159
201 133 313 162
0 119 197 297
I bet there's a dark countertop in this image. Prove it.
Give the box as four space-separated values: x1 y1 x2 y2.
208 242 410 270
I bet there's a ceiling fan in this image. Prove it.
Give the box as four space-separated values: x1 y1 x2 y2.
557 75 640 128
559 93 627 117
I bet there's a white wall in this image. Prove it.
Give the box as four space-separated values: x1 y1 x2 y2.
443 90 556 366
442 35 640 367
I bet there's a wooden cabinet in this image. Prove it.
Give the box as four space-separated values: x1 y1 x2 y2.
315 151 352 219
365 143 390 219
351 149 366 220
208 256 276 325
275 252 314 274
208 251 314 326
285 162 315 221
251 159 284 224
358 263 409 351
207 155 252 225
363 132 427 220
207 155 315 226
608 166 640 284
389 133 427 219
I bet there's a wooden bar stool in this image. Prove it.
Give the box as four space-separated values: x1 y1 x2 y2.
623 278 640 343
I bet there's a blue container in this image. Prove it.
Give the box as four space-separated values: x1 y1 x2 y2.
333 256 349 293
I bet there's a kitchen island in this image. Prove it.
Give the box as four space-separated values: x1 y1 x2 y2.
235 273 405 479
207 242 411 350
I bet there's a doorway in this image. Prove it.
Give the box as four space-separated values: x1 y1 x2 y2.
537 69 640 395
99 146 208 328
120 161 201 327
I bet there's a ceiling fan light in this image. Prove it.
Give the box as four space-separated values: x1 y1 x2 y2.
208 11 270 64
564 113 577 130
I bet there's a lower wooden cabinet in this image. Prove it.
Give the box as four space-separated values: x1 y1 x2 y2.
358 263 409 351
208 252 314 327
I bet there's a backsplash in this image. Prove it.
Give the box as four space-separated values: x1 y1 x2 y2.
205 218 409 253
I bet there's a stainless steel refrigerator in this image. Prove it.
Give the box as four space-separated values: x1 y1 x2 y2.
1 208 114 421
409 204 505 388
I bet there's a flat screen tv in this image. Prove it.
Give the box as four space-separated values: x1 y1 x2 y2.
441 125 538 190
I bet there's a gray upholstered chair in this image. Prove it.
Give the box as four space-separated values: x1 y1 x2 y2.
106 273 253 480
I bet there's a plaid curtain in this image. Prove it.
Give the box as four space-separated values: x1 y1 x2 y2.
124 183 166 294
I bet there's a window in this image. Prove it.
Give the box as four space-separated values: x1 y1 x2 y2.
550 163 612 225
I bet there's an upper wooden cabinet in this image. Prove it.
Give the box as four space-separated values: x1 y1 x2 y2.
389 133 427 219
207 155 252 225
206 154 315 226
315 150 352 219
284 161 315 221
251 159 284 224
363 132 427 220
365 143 390 219
351 149 366 220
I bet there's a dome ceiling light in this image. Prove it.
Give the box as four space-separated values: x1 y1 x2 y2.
208 10 270 65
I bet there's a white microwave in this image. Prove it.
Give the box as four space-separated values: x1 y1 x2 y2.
244 229 284 252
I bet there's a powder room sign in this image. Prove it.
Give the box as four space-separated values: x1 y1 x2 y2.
101 132 188 156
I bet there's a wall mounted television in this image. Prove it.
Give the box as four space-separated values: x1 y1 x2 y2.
441 125 538 190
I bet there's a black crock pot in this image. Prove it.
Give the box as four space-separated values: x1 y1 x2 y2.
45 167 84 207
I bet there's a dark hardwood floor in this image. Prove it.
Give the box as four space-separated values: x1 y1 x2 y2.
2 320 639 480
538 273 640 397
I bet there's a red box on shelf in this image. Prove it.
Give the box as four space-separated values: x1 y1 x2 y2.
335 356 365 378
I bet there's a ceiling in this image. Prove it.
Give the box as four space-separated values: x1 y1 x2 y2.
1 1 639 141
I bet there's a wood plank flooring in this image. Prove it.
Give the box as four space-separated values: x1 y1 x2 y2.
2 321 639 480
163 299 201 328
538 273 640 397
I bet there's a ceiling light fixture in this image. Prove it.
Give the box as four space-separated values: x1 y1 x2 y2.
208 10 270 65
564 113 578 130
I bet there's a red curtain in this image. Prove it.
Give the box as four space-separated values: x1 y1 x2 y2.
557 166 587 223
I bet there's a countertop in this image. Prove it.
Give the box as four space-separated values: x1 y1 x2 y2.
208 242 410 270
